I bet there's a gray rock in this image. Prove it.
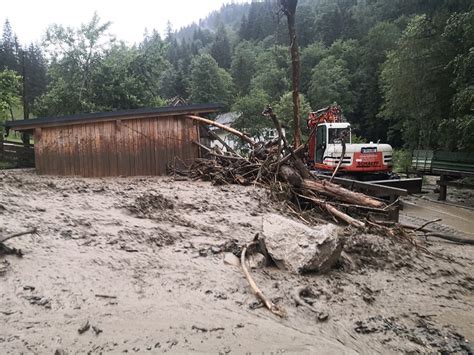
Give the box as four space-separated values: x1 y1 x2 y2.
223 253 240 267
262 214 343 274
211 246 221 254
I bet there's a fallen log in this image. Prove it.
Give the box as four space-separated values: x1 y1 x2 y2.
274 144 305 166
186 115 256 147
203 126 241 157
192 140 212 153
302 179 385 209
279 164 303 188
241 236 286 317
323 203 366 229
297 193 365 229
262 106 311 179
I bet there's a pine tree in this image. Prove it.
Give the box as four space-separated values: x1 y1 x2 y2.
210 23 232 69
0 19 19 71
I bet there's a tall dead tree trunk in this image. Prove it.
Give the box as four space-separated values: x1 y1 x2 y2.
21 49 30 147
281 0 302 149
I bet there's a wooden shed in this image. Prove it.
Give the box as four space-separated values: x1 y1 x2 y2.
4 104 221 177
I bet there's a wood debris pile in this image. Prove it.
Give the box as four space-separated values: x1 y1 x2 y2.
176 107 400 232
174 107 425 318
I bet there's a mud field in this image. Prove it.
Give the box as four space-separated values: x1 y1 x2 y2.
0 169 473 354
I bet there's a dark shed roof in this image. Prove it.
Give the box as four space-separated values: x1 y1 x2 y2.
4 103 222 131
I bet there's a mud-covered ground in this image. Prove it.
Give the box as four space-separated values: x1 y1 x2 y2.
0 169 473 354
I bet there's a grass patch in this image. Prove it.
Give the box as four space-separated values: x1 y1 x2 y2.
0 160 16 169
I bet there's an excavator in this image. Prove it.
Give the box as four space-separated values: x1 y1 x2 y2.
306 104 394 180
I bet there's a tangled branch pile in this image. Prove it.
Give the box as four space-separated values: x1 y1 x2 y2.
176 108 401 231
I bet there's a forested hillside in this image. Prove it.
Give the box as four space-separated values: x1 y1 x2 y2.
0 0 472 150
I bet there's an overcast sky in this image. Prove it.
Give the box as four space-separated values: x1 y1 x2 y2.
1 0 249 46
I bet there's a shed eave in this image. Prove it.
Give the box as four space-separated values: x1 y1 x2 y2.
4 103 223 131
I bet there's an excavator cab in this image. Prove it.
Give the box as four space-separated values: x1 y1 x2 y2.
314 123 351 164
328 126 351 144
315 125 326 164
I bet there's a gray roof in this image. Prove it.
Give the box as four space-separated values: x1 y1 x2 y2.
214 112 241 126
5 103 223 131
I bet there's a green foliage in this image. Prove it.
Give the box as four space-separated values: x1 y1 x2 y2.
232 88 270 136
300 42 327 93
1 0 472 154
353 22 401 142
441 9 474 151
0 69 21 119
0 20 20 72
37 13 114 115
309 56 354 113
313 0 357 46
250 47 290 102
351 134 366 143
273 92 312 142
231 41 257 95
392 149 412 174
189 54 234 108
379 11 472 151
210 23 232 69
91 44 154 110
36 14 168 116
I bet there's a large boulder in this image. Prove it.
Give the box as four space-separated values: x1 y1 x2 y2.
262 214 343 274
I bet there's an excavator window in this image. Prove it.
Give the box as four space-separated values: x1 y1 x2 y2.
315 125 326 163
328 128 350 144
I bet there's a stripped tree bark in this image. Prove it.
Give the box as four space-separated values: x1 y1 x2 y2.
302 179 385 208
186 115 256 147
262 106 310 179
203 126 241 157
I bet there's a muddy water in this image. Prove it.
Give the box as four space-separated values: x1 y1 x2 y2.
0 169 473 354
402 197 474 237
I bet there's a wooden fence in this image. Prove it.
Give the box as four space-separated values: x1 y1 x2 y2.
0 138 35 168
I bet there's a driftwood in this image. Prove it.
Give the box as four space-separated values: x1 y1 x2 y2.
276 144 305 166
203 126 241 157
414 218 442 232
323 203 365 229
263 107 310 179
241 236 286 317
0 227 38 244
175 109 399 235
401 222 474 245
186 115 256 147
295 192 365 228
302 179 385 209
0 228 38 257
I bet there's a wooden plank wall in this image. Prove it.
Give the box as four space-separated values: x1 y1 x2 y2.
34 115 200 177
